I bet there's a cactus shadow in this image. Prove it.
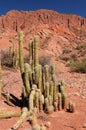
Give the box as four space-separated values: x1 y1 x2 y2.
2 93 22 107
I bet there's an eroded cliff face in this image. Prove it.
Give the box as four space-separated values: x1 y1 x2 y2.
0 10 86 59
0 10 86 31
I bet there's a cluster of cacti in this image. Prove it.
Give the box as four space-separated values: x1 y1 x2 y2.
0 31 76 130
18 32 76 115
9 43 19 69
18 33 58 114
57 80 67 111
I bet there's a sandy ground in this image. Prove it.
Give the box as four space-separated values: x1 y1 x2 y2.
0 67 86 130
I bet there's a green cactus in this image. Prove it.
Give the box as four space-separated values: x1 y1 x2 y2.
44 65 49 82
44 98 49 111
0 111 21 119
48 95 53 106
24 63 31 95
69 101 75 113
29 39 33 65
34 36 39 67
45 82 49 98
35 91 39 110
47 105 54 114
58 93 62 111
61 80 65 86
34 65 40 85
49 81 54 103
32 124 40 130
6 93 15 107
18 31 24 75
52 74 57 102
15 48 19 69
12 107 28 130
22 85 27 98
53 102 58 111
50 64 55 75
41 125 46 130
38 65 43 92
62 93 67 110
29 39 34 72
29 90 35 110
39 94 43 112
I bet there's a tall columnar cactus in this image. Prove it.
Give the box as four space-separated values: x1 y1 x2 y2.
0 55 2 98
62 93 67 110
53 102 58 111
48 95 53 106
49 81 54 102
44 65 49 82
50 64 55 75
34 65 43 92
52 74 57 102
34 36 39 67
35 91 39 110
39 93 43 112
24 63 31 95
38 65 43 92
29 39 34 72
34 65 40 85
15 48 19 69
45 82 49 98
29 90 35 110
58 93 62 111
44 98 49 111
22 85 27 98
29 39 33 65
19 31 24 75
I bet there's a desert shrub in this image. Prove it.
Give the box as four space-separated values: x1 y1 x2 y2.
76 44 84 50
62 49 71 54
70 54 77 61
70 58 86 73
59 56 70 62
24 54 29 63
39 55 52 66
1 49 13 68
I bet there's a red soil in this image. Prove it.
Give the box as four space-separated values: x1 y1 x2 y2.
0 67 85 130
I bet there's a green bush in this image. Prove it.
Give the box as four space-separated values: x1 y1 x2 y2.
70 58 86 73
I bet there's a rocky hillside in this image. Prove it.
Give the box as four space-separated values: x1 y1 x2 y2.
0 9 86 61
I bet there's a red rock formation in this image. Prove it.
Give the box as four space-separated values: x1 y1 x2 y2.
0 10 86 32
0 9 86 59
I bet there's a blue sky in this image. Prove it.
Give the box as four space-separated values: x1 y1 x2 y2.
0 0 86 18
